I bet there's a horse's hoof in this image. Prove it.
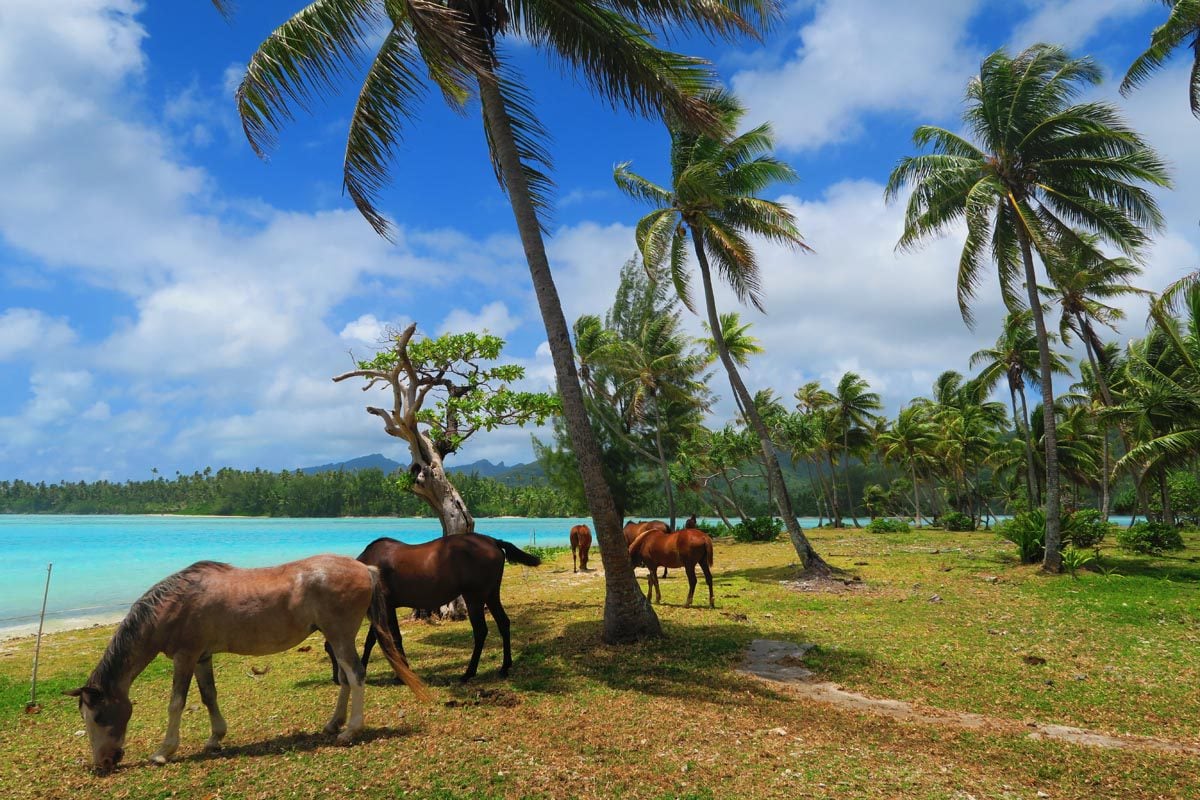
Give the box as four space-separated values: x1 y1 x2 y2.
459 674 474 684
203 741 223 753
150 754 168 766
498 667 510 679
335 730 357 746
323 722 342 735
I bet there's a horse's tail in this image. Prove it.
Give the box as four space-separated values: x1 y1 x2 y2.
705 535 714 567
496 539 542 567
366 567 432 702
628 528 655 555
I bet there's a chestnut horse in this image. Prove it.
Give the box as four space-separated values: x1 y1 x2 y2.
624 520 670 577
569 524 592 572
326 533 541 684
67 556 428 774
628 527 715 608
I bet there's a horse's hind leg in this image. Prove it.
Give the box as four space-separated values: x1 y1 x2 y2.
461 599 488 682
572 545 578 573
684 563 697 607
486 589 512 678
152 654 197 765
324 635 366 743
324 639 343 685
195 654 227 752
700 559 714 608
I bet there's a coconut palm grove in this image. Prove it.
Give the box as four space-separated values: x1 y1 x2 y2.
2 1 1200 798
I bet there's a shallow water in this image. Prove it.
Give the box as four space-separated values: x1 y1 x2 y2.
0 515 596 633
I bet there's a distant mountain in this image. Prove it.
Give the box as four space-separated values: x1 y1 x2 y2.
448 459 545 486
299 454 544 486
299 453 403 475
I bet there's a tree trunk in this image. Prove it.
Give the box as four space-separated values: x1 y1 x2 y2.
1018 386 1041 506
1016 225 1063 573
407 435 474 536
1159 468 1174 527
720 471 750 521
690 229 828 573
478 75 660 641
805 460 826 527
910 460 922 527
1009 381 1037 509
651 393 677 530
842 428 861 527
825 453 843 527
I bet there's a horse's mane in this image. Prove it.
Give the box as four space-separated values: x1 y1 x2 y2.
90 561 232 689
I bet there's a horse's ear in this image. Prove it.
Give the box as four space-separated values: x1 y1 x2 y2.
65 685 103 704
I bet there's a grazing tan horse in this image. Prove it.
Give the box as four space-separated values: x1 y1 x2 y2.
628 527 715 608
67 556 429 774
328 534 542 684
569 524 592 572
624 520 670 577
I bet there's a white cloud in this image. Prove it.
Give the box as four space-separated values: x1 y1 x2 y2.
440 301 519 337
730 0 985 150
0 309 77 361
1011 0 1146 51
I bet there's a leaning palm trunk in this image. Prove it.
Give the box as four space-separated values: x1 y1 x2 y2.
691 231 828 572
1018 228 1063 572
1008 382 1038 509
910 461 922 527
1017 387 1041 507
842 429 861 527
478 75 660 641
651 394 677 530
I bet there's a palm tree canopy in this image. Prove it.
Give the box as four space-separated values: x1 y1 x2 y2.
614 89 809 313
1121 0 1200 117
1041 232 1147 350
702 311 762 367
886 44 1170 326
970 310 1071 395
214 0 782 237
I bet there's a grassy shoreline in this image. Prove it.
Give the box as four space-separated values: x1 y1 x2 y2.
2 529 1198 799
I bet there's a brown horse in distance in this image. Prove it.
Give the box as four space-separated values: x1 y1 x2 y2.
628 527 715 608
68 556 428 774
327 533 541 684
569 524 592 572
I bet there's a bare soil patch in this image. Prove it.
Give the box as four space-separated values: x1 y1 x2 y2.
739 638 1200 758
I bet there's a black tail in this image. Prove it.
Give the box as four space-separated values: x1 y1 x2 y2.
496 540 542 567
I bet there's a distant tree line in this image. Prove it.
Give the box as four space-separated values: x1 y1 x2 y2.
0 467 580 519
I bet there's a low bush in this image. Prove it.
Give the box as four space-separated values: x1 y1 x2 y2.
998 510 1046 564
732 516 783 543
941 511 976 532
867 517 911 533
693 520 732 538
1116 522 1185 555
1063 509 1111 550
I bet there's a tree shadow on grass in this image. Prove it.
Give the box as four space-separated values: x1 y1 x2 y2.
1090 553 1200 582
177 723 419 764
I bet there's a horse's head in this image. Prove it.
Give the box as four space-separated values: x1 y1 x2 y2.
66 684 132 774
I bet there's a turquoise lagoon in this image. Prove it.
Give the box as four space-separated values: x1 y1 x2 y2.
0 515 592 635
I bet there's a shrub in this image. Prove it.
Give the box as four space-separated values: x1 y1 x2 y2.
732 516 783 543
1060 545 1095 579
693 520 732 538
1063 509 1111 550
524 545 569 562
998 510 1046 564
941 511 976 532
867 517 911 533
1116 522 1185 555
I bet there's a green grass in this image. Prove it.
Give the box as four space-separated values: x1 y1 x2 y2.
1 528 1198 798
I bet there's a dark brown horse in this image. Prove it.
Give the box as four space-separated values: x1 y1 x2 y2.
68 556 428 774
569 524 592 572
628 527 715 608
327 533 541 683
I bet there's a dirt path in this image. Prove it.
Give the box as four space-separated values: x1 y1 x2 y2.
739 639 1200 757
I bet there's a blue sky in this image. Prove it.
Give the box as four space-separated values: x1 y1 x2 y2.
2 0 1198 482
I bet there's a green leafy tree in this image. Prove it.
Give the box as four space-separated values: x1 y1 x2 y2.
615 91 828 573
886 44 1170 571
334 323 558 535
877 404 937 526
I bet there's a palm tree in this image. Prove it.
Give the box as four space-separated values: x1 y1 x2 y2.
605 313 710 530
877 404 937 526
886 44 1170 572
831 372 881 527
1121 1 1200 116
615 91 828 572
210 0 780 642
971 311 1071 509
